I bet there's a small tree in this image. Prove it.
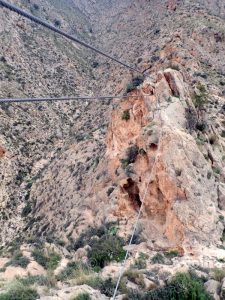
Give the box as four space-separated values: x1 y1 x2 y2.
192 83 209 119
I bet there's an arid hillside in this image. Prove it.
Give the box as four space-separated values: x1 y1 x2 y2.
0 0 225 299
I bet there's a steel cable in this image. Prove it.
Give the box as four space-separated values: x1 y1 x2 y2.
0 0 143 75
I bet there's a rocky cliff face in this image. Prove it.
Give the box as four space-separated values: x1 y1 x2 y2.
0 0 225 298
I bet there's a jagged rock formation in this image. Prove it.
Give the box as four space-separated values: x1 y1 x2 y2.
0 1 225 299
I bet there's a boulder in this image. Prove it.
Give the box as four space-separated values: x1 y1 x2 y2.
204 279 220 300
220 277 225 299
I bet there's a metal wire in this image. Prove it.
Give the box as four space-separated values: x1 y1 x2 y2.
0 0 143 75
0 95 140 103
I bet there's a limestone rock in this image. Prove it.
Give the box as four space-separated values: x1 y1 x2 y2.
221 277 225 299
204 280 220 300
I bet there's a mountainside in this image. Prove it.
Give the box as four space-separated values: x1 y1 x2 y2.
0 0 225 299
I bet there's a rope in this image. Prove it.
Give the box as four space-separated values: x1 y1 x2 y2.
0 95 139 104
112 95 163 299
0 0 143 75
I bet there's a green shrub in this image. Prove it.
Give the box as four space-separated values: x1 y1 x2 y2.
88 235 126 268
72 293 90 300
33 3 39 10
132 253 147 269
122 110 130 121
0 282 39 300
196 122 207 132
31 249 61 270
124 289 146 300
54 19 61 27
5 252 30 268
72 222 117 251
145 272 210 300
121 145 139 169
56 261 89 281
164 250 179 258
125 76 144 94
168 63 180 71
151 253 165 264
21 202 32 217
0 267 6 272
7 238 23 255
83 276 115 297
213 166 221 175
192 83 209 116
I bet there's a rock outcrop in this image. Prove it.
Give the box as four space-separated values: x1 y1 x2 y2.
106 69 224 252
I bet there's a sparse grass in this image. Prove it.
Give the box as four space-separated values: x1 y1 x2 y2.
212 267 225 282
72 293 90 300
18 274 56 288
0 281 39 300
123 269 145 288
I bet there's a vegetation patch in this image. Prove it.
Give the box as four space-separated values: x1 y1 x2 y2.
192 83 209 119
168 63 180 71
66 223 124 271
151 253 165 264
72 222 118 251
72 293 91 300
212 267 225 282
123 269 145 288
77 276 115 297
21 202 32 217
164 250 179 258
56 261 89 282
88 235 126 268
124 272 210 300
121 145 139 169
0 282 39 300
31 249 61 270
121 109 130 121
5 251 30 269
18 274 56 288
125 76 144 94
